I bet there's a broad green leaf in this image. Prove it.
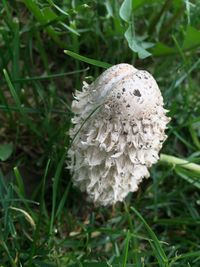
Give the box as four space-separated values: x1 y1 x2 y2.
119 0 152 58
41 7 58 22
151 42 176 56
22 0 47 24
0 143 13 161
183 26 200 50
132 0 163 10
173 0 186 9
23 1 58 24
105 0 113 17
125 25 151 59
141 41 155 49
149 26 200 57
132 0 148 10
119 0 132 22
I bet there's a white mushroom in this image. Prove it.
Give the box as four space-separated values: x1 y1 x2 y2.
67 63 170 206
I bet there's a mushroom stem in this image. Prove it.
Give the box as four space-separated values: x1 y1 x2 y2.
160 154 200 174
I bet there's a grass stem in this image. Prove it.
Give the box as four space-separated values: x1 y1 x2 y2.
160 154 200 174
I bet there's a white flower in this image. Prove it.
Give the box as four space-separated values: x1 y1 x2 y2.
67 64 170 206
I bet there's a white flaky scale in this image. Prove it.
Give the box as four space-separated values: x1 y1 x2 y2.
67 63 170 206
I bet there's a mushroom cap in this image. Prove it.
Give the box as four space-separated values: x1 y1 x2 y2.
68 63 170 206
91 63 163 119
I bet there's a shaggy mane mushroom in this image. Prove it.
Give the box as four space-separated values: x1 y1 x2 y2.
67 63 170 206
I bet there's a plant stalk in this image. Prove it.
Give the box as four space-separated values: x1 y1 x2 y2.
160 154 200 174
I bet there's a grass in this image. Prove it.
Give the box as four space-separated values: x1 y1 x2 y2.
0 0 200 266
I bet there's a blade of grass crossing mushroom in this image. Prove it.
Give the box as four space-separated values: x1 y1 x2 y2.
130 207 169 267
68 104 103 149
64 50 112 69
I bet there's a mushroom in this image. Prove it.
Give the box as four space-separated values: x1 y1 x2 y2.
67 63 170 206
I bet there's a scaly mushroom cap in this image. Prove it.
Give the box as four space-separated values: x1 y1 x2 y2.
68 63 170 206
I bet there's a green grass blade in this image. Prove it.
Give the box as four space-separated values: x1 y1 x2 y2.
64 50 112 69
22 0 64 47
28 159 51 266
12 68 89 82
122 230 131 267
49 152 66 236
124 202 141 265
68 104 102 148
175 167 200 189
3 69 42 136
3 69 21 107
55 180 72 219
13 167 25 197
47 0 69 16
12 18 20 91
0 240 17 267
130 207 169 267
0 143 13 161
169 250 200 266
